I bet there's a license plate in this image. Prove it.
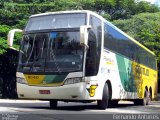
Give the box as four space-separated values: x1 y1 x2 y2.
39 90 50 94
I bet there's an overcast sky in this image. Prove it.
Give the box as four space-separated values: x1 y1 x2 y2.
142 0 155 4
141 0 160 6
143 0 155 4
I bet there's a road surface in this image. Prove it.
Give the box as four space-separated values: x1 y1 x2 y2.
0 99 160 120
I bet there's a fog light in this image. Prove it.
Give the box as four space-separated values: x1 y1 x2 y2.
90 85 97 97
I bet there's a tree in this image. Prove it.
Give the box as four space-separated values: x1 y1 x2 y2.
136 1 160 13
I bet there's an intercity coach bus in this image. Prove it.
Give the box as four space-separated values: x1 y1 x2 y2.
7 10 158 109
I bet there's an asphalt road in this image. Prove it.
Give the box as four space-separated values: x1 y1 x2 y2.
0 99 160 120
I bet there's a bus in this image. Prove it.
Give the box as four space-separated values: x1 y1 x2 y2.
7 10 158 109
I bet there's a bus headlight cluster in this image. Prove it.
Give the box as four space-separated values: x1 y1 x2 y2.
17 77 27 84
64 77 82 85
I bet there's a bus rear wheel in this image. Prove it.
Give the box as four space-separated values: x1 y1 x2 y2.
49 100 58 109
97 83 110 109
134 90 151 106
144 90 151 105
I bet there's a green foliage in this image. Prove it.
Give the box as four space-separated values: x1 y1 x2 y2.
0 25 11 54
53 0 78 10
14 19 28 29
94 0 116 12
0 9 24 26
0 25 10 38
136 1 160 13
93 0 160 20
101 13 112 21
79 0 95 10
0 38 7 54
4 3 56 14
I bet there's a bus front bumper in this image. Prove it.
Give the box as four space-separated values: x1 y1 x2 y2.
17 82 100 101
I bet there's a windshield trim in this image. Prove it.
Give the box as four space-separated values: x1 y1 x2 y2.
19 71 78 75
24 28 80 34
24 27 80 35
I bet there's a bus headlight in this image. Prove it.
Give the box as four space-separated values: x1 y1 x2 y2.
64 77 82 85
17 77 27 84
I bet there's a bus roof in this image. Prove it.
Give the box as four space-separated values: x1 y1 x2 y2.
30 10 155 56
30 10 95 18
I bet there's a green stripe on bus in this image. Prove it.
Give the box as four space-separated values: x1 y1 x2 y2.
42 74 67 84
116 54 136 92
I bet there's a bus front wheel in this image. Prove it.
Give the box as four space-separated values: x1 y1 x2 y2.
49 100 58 109
97 83 110 109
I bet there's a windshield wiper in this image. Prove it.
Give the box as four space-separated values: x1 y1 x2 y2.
30 37 46 72
50 50 62 73
49 36 62 73
29 53 41 72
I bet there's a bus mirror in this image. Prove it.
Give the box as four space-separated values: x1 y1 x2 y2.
7 29 22 50
80 25 91 48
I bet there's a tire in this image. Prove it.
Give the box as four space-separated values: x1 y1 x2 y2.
144 90 151 105
134 90 150 106
97 83 110 109
50 100 58 109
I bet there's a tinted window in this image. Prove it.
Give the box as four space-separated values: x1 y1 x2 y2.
104 23 156 70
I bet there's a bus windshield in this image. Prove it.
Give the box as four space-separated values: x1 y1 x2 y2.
17 31 83 73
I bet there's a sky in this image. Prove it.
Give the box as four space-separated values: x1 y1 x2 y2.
141 0 160 6
143 0 155 4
